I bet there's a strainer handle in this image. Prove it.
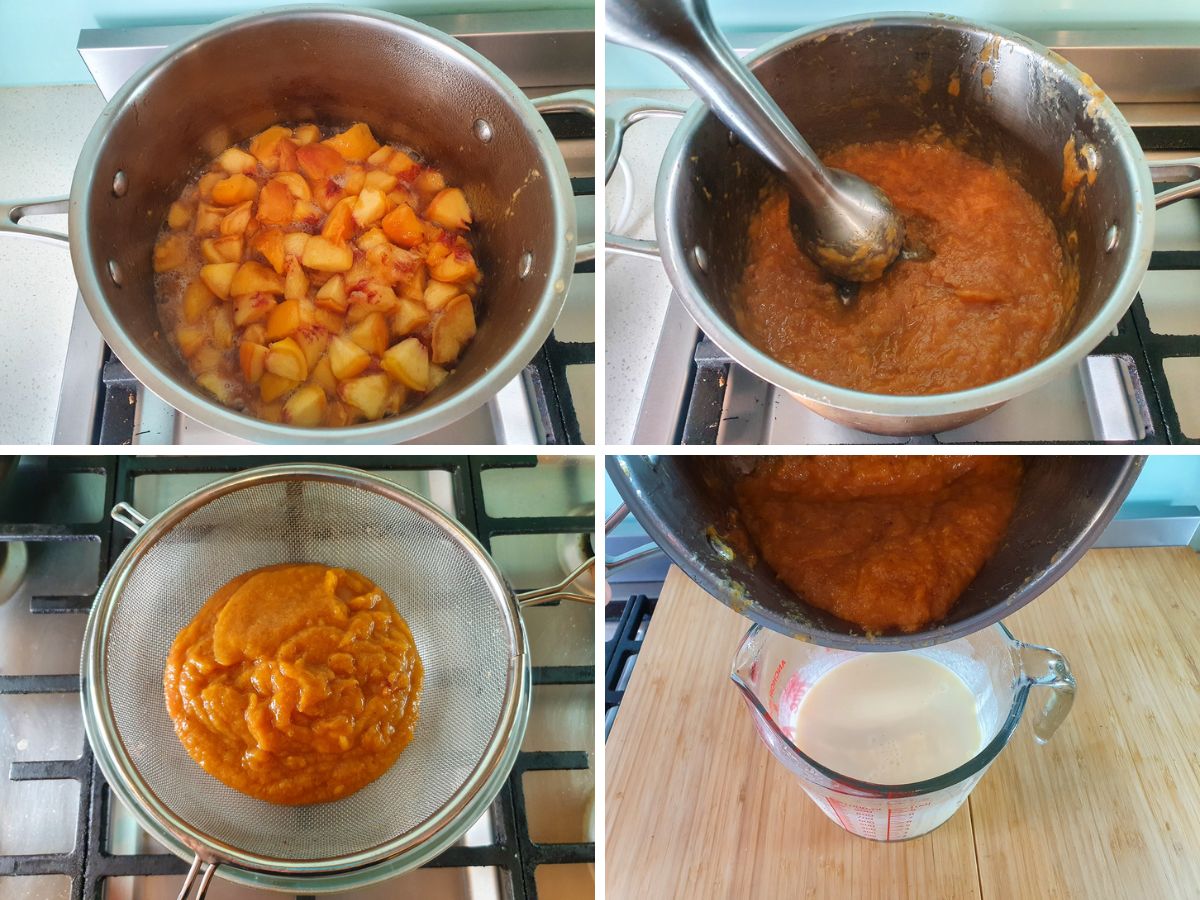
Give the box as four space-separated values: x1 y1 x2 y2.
177 855 216 900
1019 641 1077 745
111 501 149 534
517 557 596 606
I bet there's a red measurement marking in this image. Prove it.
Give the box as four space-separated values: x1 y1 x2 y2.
749 659 760 684
779 672 808 720
886 806 891 841
767 660 786 718
827 798 852 832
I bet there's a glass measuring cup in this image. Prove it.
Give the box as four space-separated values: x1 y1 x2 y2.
730 622 1075 841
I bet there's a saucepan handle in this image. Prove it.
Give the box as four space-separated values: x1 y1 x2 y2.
604 97 688 260
516 556 596 607
111 502 150 535
1018 641 1077 745
1147 157 1200 209
0 197 70 246
605 502 663 571
176 855 217 900
532 89 597 264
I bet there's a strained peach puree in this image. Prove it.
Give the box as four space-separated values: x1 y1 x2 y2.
164 563 423 805
732 456 1023 632
736 139 1076 394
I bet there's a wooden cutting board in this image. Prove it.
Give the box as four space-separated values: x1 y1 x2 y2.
606 549 1200 900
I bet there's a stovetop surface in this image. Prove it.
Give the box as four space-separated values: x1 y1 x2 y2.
0 455 595 900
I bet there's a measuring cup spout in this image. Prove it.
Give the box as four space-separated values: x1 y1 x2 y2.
1016 640 1077 744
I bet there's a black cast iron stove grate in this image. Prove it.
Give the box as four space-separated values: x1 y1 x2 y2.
0 455 593 899
603 594 656 740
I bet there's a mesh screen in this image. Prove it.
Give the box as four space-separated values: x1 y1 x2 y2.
102 477 516 862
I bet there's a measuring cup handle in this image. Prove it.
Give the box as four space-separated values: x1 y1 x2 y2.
1019 642 1077 744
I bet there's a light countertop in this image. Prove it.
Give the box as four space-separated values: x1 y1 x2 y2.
0 84 105 445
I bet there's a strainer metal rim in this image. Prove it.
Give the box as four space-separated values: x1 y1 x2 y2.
81 463 530 882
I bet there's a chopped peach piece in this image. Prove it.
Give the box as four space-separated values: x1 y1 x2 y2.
346 283 399 324
356 227 389 251
231 261 284 296
311 177 346 213
309 355 338 396
425 188 472 230
430 250 478 284
199 239 223 264
314 307 346 334
219 200 253 236
266 337 308 381
211 174 259 206
387 150 420 176
195 372 238 405
431 294 477 364
294 326 329 371
366 243 421 285
297 142 347 181
265 297 301 340
183 281 216 323
249 228 285 274
277 138 298 173
210 305 235 349
249 126 292 166
283 232 310 259
349 312 389 356
423 280 461 311
258 371 298 403
240 341 269 383
324 123 380 162
257 180 294 227
382 337 429 391
153 234 188 273
293 124 320 146
273 172 311 200
315 274 348 313
233 293 276 327
302 236 354 273
338 373 389 420
352 188 387 228
199 262 239 299
205 235 243 263
193 202 224 235
293 199 324 225
367 145 395 167
218 147 258 175
322 197 357 244
167 201 192 229
175 325 207 358
381 204 424 248
428 363 449 389
328 335 371 380
242 323 267 345
324 399 351 427
392 298 431 336
284 257 309 302
344 166 366 195
283 384 326 426
415 170 446 197
198 172 224 200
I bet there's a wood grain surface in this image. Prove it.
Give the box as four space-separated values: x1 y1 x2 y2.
605 549 1200 900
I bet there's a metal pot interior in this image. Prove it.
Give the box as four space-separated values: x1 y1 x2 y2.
663 18 1147 402
610 454 1141 649
73 8 568 432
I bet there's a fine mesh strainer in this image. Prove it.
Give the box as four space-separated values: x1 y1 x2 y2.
80 463 594 897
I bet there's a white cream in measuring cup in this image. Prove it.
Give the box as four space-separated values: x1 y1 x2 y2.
793 653 983 785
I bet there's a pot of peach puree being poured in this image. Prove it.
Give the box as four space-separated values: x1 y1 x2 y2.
731 622 1075 840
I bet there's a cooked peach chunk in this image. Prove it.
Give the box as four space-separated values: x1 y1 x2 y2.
183 281 216 323
356 227 389 251
321 197 357 244
283 257 309 302
249 228 285 274
210 305 235 349
190 344 222 374
282 384 326 426
193 203 224 235
381 204 424 248
430 250 479 284
198 172 223 200
154 234 188 272
257 180 294 227
195 372 238 405
308 355 338 396
387 150 420 176
218 147 258 175
293 124 320 146
428 362 449 389
239 341 269 383
415 170 446 197
258 371 298 403
175 326 207 358
431 294 477 364
328 335 371 380
315 274 348 313
364 170 398 193
352 188 387 228
311 177 346 213
339 373 389 420
231 261 284 296
271 172 311 201
266 337 308 381
199 262 239 299
297 142 347 181
343 166 366 195
423 279 461 311
425 188 472 230
242 323 267 345
293 199 324 225
219 200 253 236
392 298 431 336
302 236 353 272
324 399 351 427
283 232 310 260
367 243 421 286
349 312 389 356
314 307 346 333
295 326 329 370
167 201 193 229
324 123 380 162
211 174 258 206
265 297 301 341
367 145 395 167
382 338 429 391
233 293 276 327
277 138 298 173
249 125 292 165
206 235 243 263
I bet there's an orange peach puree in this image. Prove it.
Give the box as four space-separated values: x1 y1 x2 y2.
733 456 1023 632
736 139 1076 395
164 563 422 805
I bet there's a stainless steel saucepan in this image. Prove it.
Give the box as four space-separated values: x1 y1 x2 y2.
607 455 1142 650
606 14 1200 435
2 6 592 444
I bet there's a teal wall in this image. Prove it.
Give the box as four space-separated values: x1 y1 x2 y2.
606 0 1200 88
0 0 591 87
